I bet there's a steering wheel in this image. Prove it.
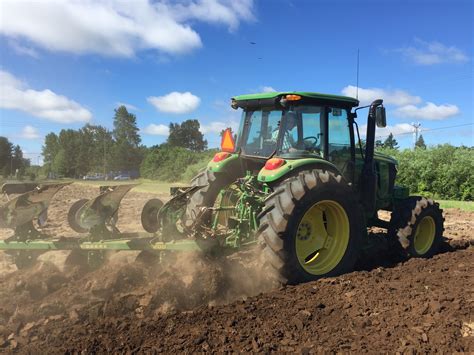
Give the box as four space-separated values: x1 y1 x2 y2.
303 136 318 149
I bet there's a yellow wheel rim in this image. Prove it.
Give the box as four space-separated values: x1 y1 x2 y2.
212 185 239 228
413 216 436 255
295 200 350 276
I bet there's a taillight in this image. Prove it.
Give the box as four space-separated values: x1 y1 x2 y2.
213 152 231 162
264 158 285 170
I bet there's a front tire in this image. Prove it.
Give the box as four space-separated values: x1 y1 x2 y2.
390 197 444 258
258 170 362 285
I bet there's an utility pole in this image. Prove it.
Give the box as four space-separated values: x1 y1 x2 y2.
411 122 421 148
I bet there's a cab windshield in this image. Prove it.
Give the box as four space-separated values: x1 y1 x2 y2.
237 106 324 158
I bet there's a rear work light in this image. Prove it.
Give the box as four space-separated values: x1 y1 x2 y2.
264 158 285 170
213 152 231 163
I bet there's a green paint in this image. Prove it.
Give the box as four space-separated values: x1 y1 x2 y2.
258 158 339 182
374 151 397 165
0 237 201 251
207 153 239 173
232 91 359 106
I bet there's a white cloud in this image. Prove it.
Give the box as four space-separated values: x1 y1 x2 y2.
147 92 201 114
359 123 413 139
116 102 138 111
395 102 460 120
396 38 469 65
19 125 40 139
8 40 39 58
0 0 254 57
173 0 255 32
200 120 239 134
0 70 92 123
261 86 277 93
341 85 422 106
142 124 169 136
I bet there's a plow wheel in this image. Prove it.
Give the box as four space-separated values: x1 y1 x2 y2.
390 196 444 258
141 198 164 233
67 199 89 233
258 170 362 285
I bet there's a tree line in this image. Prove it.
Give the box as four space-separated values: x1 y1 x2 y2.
377 144 473 201
41 105 212 180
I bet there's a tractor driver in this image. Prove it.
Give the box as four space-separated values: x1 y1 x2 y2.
271 111 298 152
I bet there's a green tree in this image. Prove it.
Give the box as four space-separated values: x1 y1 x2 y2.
383 133 399 150
0 137 28 178
78 124 114 175
415 134 426 149
167 119 208 152
375 139 384 148
52 149 68 177
42 132 60 174
0 137 13 176
12 145 29 177
112 106 142 171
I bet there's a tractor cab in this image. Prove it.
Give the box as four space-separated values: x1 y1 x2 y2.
229 92 360 181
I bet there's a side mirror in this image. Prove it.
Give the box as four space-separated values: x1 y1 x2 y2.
375 106 386 128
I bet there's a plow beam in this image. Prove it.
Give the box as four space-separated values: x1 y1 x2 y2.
0 183 70 230
68 184 137 233
0 236 201 252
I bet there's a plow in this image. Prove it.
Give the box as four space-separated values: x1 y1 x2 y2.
0 91 445 284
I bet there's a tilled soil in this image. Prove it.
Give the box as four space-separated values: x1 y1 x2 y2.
0 184 473 353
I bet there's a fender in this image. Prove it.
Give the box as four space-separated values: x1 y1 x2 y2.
258 158 341 183
207 153 240 173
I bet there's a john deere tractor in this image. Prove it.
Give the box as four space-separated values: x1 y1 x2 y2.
0 91 444 285
182 92 444 284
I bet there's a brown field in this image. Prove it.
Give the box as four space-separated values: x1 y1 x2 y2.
0 184 473 353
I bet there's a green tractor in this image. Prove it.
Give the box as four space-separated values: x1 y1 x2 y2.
182 91 444 284
0 91 444 285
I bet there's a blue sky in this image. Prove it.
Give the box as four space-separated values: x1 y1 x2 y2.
0 0 472 164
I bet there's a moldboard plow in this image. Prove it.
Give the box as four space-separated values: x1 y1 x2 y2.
0 182 209 270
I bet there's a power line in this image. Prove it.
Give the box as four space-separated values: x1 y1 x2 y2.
376 122 473 139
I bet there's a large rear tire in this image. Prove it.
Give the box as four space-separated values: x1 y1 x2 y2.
258 170 362 285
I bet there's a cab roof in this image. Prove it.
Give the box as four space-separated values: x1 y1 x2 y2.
232 91 359 107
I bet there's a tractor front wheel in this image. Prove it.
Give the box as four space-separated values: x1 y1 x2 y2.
258 170 362 285
390 197 444 258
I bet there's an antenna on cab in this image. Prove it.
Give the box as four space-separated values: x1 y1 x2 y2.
356 48 360 100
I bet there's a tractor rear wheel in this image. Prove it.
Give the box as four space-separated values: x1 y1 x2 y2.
258 170 362 285
390 197 444 258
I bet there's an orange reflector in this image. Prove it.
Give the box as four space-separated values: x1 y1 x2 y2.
264 158 285 170
221 128 235 152
212 152 231 163
285 94 301 101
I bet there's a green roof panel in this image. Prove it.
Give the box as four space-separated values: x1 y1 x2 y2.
232 91 359 106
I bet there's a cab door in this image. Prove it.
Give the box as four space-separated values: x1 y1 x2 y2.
327 107 354 182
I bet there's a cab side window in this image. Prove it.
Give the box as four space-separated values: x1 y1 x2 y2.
328 108 351 176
